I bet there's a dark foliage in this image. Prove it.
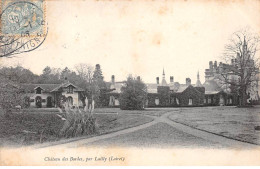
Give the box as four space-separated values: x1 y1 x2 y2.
119 76 147 110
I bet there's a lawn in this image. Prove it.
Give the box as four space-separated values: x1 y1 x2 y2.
168 106 260 145
0 108 153 147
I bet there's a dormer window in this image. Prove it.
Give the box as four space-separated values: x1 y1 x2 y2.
67 86 74 94
36 87 42 94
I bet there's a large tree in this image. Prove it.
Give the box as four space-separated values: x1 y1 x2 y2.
0 66 39 84
0 68 26 117
92 64 107 107
220 29 260 106
119 76 147 110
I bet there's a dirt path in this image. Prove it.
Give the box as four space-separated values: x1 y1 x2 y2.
38 110 259 149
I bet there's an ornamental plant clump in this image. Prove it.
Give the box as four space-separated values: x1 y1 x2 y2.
57 102 97 138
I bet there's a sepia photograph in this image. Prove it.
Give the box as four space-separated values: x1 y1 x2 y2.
0 0 260 166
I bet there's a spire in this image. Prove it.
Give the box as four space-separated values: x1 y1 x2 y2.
161 68 167 86
196 71 202 87
163 68 165 77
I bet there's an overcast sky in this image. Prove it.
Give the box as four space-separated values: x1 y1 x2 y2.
1 0 259 84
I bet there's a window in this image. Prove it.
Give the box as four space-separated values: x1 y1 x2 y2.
208 98 211 104
67 86 73 94
204 98 207 104
155 98 159 105
115 98 120 106
36 88 42 94
229 98 233 104
188 98 193 105
176 98 179 105
67 96 73 106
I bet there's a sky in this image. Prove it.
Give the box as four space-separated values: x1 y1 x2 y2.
0 0 259 84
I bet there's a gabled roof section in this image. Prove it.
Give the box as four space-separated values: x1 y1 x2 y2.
21 84 60 93
203 80 222 92
34 86 44 90
146 83 158 93
50 82 84 92
21 82 84 93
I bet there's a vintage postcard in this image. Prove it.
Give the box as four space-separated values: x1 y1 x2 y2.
0 0 260 166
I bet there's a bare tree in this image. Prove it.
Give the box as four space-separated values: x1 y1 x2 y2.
219 28 260 106
74 63 94 82
74 63 95 111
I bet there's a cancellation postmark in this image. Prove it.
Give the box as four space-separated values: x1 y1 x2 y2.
0 0 47 58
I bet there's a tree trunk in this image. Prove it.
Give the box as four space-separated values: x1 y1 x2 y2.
240 86 247 106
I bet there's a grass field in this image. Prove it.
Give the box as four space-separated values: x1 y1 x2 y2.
168 106 260 145
0 108 153 147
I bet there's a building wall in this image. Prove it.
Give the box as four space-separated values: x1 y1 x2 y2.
25 91 82 108
27 92 54 108
61 91 82 107
172 86 204 107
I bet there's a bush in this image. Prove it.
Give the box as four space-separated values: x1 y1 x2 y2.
119 76 147 110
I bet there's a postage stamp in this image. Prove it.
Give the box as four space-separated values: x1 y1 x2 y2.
0 0 47 58
0 0 46 36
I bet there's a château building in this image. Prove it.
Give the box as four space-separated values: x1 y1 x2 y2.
108 69 205 107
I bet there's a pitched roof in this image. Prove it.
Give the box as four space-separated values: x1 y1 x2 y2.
196 79 203 87
205 91 221 95
50 82 84 92
21 84 60 93
146 83 158 93
146 82 191 93
110 82 125 93
21 82 84 93
203 80 222 92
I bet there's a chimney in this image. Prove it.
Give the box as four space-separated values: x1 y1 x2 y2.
137 76 141 81
95 64 100 69
209 61 213 70
186 78 191 86
170 76 174 83
156 77 159 85
219 62 223 72
214 61 217 68
111 75 115 83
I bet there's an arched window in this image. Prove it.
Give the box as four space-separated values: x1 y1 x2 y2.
67 96 73 106
35 96 42 108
